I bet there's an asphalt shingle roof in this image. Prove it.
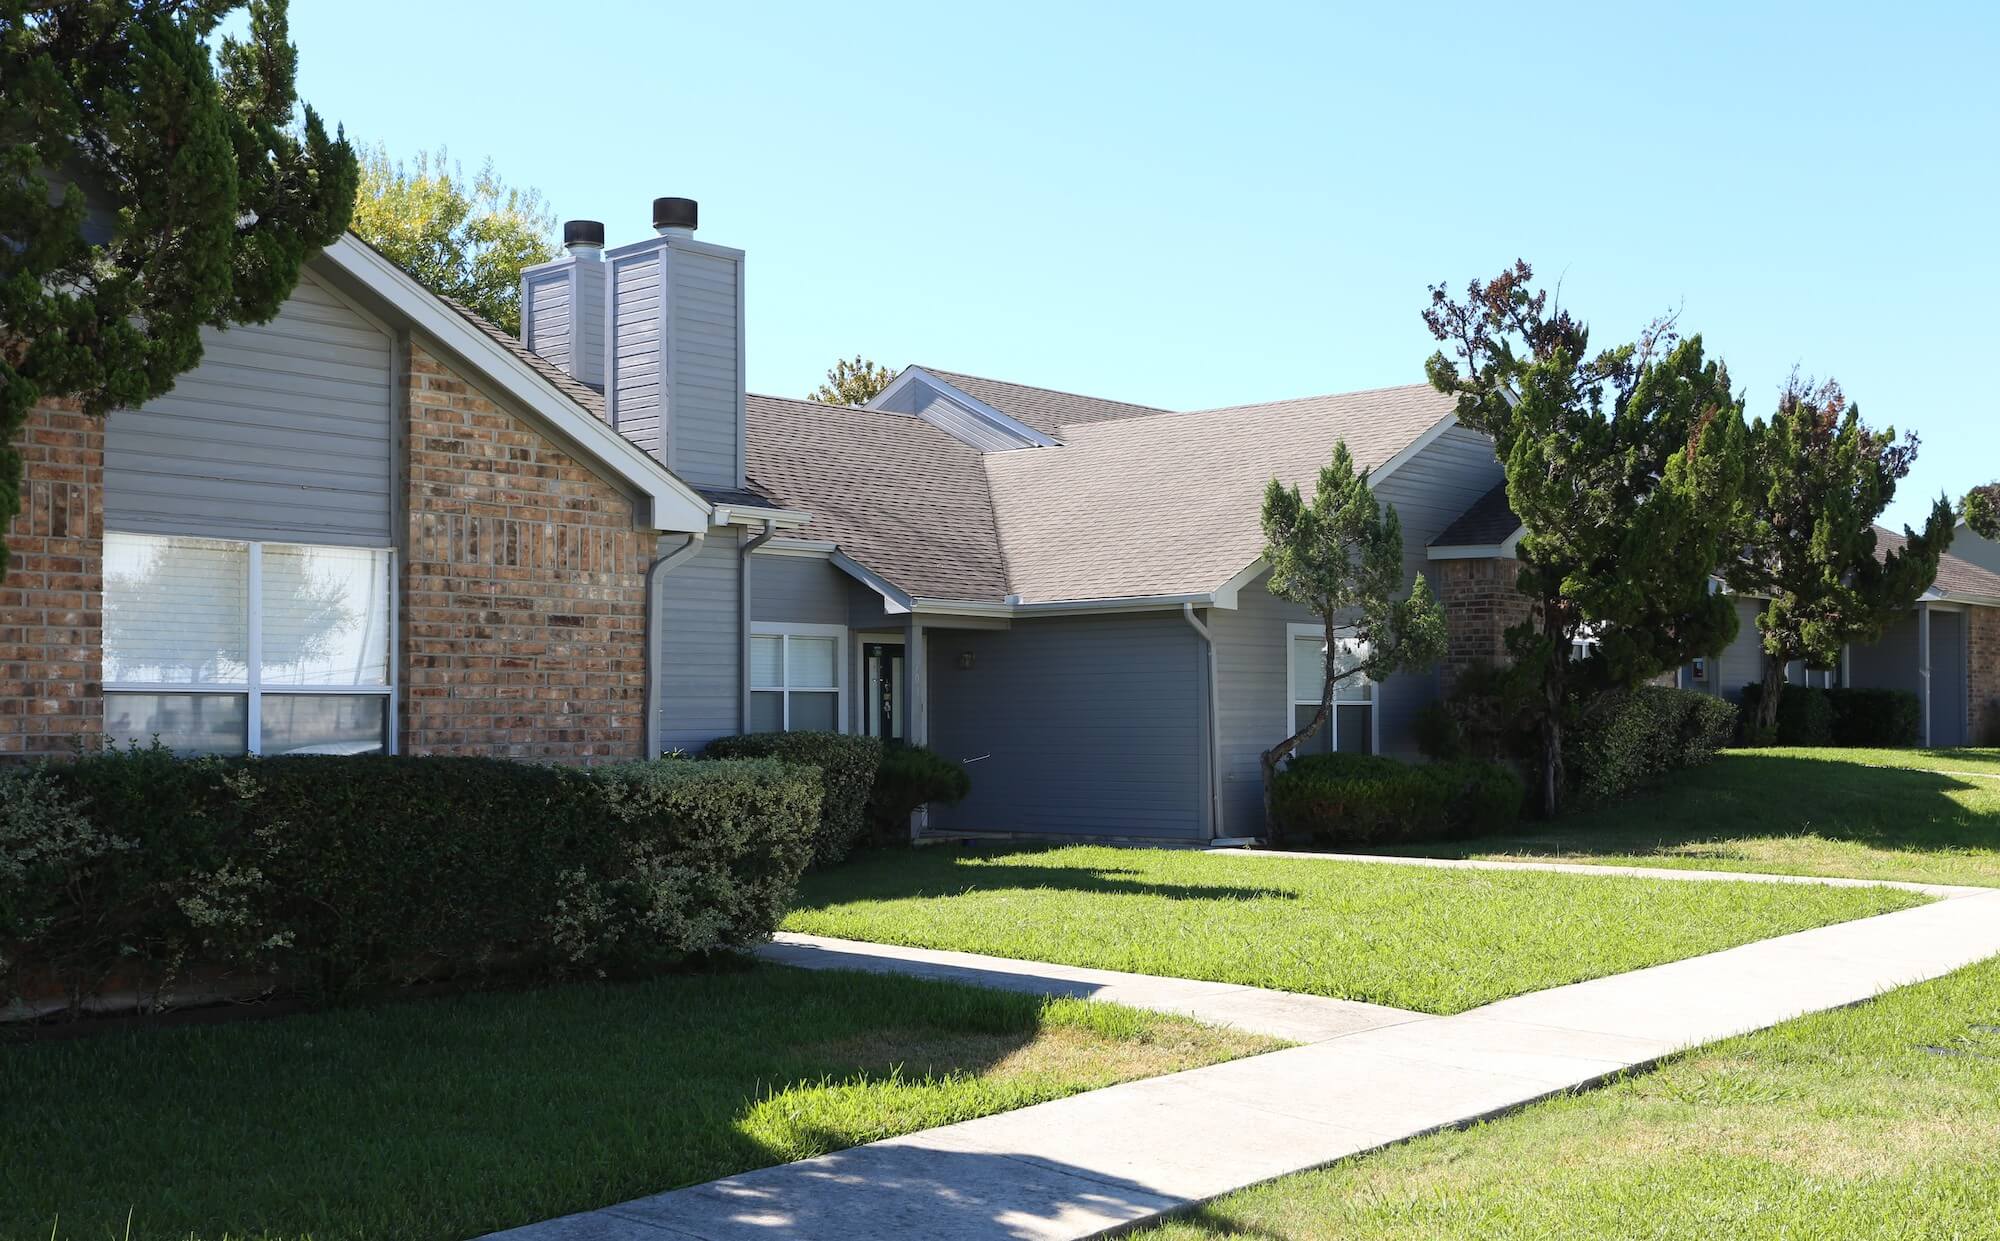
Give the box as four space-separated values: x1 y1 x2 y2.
921 368 1171 438
1876 528 2000 602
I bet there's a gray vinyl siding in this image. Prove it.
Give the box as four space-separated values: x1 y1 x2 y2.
925 612 1208 839
104 273 393 546
571 260 606 388
522 267 572 374
665 247 743 487
1930 609 1968 746
1849 611 1921 695
656 529 742 753
1688 598 1768 699
878 380 1033 452
1953 529 2000 578
751 553 853 627
608 248 664 456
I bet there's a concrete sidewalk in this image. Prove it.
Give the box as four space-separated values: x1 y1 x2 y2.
488 890 2000 1240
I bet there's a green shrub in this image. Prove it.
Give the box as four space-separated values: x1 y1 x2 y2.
1436 659 1542 765
1569 685 1738 807
867 744 971 844
1828 688 1922 747
1738 683 1834 746
702 732 882 866
0 750 820 1016
1270 753 1524 847
1413 702 1467 761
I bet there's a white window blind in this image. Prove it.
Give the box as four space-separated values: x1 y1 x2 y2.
749 625 846 733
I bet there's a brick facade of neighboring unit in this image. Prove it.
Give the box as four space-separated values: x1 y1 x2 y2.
0 400 104 759
1972 604 2000 745
400 343 649 760
1435 556 1533 693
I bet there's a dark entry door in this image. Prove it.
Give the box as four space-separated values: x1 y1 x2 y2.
863 642 904 741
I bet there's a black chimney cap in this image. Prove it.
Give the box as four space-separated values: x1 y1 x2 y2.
652 197 699 232
562 219 605 249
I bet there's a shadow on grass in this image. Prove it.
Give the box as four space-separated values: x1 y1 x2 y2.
793 854 1297 911
1371 754 1998 863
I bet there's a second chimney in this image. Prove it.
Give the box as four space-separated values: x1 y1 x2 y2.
519 219 608 389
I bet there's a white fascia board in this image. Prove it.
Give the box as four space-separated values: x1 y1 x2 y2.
911 591 1220 619
867 367 1061 450
1212 558 1267 609
821 550 915 615
712 504 812 530
1367 411 1461 487
323 235 711 534
1426 526 1525 561
755 538 836 557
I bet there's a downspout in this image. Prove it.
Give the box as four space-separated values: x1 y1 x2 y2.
1919 601 1933 747
1182 603 1225 842
643 530 706 758
739 519 777 731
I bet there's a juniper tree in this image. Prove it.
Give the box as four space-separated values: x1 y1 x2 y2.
1728 374 1954 734
1258 440 1447 831
1967 483 2000 540
1424 262 1747 814
0 0 355 576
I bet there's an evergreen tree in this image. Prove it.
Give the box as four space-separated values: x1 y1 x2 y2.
1728 375 1954 734
1424 262 1747 814
1258 440 1447 832
1966 483 1999 540
0 0 355 576
811 357 897 406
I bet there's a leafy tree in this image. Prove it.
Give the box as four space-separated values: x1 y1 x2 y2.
0 0 356 578
1728 374 1954 735
1966 482 2000 540
811 356 897 406
1424 262 1747 814
348 145 555 335
1259 441 1447 831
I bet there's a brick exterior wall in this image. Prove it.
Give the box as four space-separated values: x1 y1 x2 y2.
1972 604 2000 746
401 344 649 760
1436 556 1533 694
0 400 104 758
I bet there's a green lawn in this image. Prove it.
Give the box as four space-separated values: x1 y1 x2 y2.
1138 953 2000 1239
1 964 1273 1241
1377 747 2000 888
783 845 1926 1014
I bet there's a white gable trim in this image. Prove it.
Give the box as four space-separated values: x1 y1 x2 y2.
867 366 1061 450
1366 411 1461 488
322 235 712 534
1427 527 1525 560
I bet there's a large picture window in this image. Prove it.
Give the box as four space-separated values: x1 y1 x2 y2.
1285 624 1375 756
103 533 394 755
749 623 846 733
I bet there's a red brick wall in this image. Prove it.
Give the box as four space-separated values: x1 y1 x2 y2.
1436 556 1533 694
1972 604 2000 745
0 401 104 758
400 344 649 760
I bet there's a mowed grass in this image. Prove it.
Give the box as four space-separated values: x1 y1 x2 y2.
1382 747 2000 888
1 964 1274 1241
1139 953 2000 1239
783 845 1925 1014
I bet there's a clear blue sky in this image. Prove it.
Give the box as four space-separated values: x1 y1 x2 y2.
287 0 1995 530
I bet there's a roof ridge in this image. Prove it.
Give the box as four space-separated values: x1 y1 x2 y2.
1187 380 1442 414
919 365 1172 413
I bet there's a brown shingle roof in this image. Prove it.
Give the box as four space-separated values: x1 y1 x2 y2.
1876 527 2000 602
921 368 1170 438
745 394 1010 601
982 384 1455 602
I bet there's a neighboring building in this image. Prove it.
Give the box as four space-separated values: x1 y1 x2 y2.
5 198 1995 843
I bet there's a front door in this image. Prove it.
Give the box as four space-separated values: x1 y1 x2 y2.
863 641 905 741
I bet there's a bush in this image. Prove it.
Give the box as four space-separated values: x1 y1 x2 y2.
1413 702 1466 761
1568 685 1738 807
0 748 820 1016
867 744 971 844
1828 688 1922 747
1738 684 1921 748
1270 753 1524 847
702 732 882 866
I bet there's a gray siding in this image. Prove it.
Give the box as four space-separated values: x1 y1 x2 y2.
571 260 606 388
751 553 853 627
1849 611 1921 694
665 246 743 488
104 273 393 546
1689 597 1768 699
926 613 1208 839
879 380 1033 452
1931 609 1968 746
522 267 572 374
608 248 663 456
657 529 741 753
1953 528 2000 578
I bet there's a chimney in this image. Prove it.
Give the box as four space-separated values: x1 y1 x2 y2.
518 218 607 389
602 197 746 490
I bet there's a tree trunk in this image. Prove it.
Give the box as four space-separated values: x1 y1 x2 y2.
1261 623 1343 843
1756 650 1786 734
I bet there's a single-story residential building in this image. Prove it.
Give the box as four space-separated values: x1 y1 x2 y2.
7 200 1997 841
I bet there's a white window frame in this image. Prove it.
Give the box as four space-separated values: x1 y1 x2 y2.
1283 622 1379 755
749 622 849 733
102 533 399 755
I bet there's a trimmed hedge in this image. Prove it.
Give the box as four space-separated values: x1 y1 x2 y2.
1271 753 1524 847
1739 684 1922 748
1569 685 1738 806
703 731 882 866
0 749 819 1016
867 743 972 844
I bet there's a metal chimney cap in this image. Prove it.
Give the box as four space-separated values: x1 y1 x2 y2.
562 219 605 251
652 197 699 234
